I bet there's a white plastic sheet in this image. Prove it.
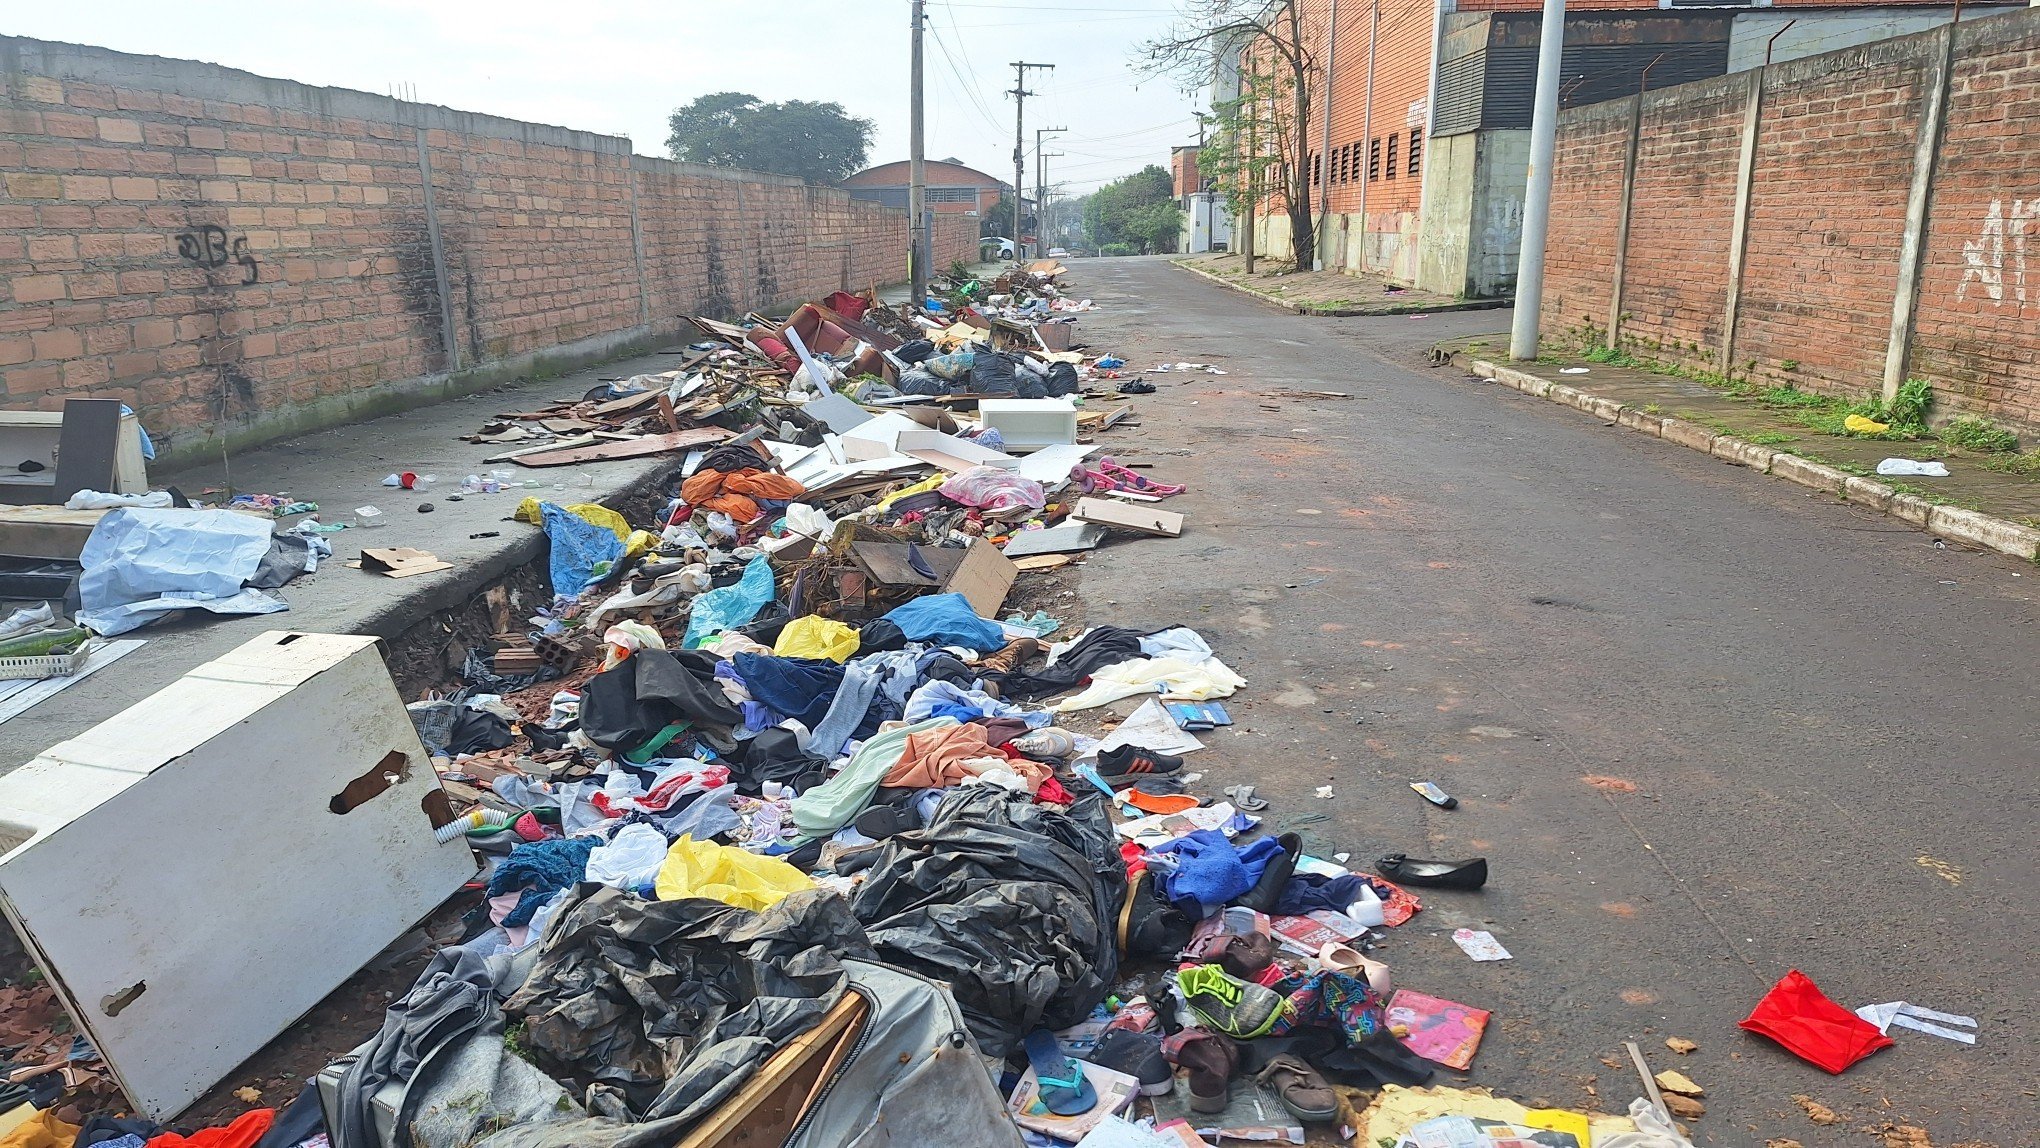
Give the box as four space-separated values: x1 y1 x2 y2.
77 508 285 635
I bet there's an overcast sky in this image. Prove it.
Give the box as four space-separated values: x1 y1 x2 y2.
8 0 1203 194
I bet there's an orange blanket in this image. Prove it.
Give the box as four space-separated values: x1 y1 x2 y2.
680 468 806 523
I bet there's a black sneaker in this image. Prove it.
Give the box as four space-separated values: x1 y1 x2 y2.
1088 1029 1173 1097
1097 744 1184 779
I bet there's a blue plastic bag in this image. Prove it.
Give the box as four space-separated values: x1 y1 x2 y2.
540 502 624 596
684 553 776 648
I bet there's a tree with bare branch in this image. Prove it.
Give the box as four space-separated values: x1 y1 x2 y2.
1140 1 1318 268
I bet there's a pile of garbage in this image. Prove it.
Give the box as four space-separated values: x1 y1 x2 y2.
5 266 1700 1148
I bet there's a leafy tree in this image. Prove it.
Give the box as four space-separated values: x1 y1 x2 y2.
1141 1 1319 267
982 194 1016 239
1082 165 1182 254
666 92 874 184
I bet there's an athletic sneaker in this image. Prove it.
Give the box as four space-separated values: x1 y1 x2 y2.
1097 744 1184 779
1177 964 1293 1041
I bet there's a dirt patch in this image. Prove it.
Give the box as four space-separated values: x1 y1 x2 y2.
1582 775 1638 793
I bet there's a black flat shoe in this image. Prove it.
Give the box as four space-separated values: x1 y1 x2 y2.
1376 853 1488 890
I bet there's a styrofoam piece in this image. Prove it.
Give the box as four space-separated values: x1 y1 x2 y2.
839 413 926 461
978 399 1077 452
1016 443 1100 487
0 631 478 1118
896 430 1017 470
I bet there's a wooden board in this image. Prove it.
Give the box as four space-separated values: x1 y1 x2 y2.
0 505 111 560
483 434 598 463
1011 553 1075 572
850 537 1016 617
942 537 1017 616
512 428 731 468
1070 497 1183 537
674 993 868 1148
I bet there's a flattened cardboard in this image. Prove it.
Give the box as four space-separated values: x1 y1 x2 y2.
351 548 454 578
1071 498 1183 537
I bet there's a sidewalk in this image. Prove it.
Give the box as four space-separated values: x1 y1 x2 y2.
1437 334 2040 560
0 344 697 775
1173 252 1507 317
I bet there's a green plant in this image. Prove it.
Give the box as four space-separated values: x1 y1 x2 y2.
1779 359 1800 371
1643 403 1662 415
1749 431 1798 445
1757 385 1829 409
1885 377 1933 433
1979 450 2040 476
1939 417 2020 453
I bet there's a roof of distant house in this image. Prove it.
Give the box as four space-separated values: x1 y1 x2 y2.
843 159 1010 190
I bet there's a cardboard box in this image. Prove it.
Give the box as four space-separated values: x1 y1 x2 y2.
0 632 477 1118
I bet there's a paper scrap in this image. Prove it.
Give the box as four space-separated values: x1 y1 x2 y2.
1095 697 1205 757
1855 1001 1978 1045
1451 928 1512 962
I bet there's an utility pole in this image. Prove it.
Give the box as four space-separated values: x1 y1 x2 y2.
1009 61 1054 259
1315 0 1341 271
1036 126 1065 255
909 0 928 306
1244 60 1258 272
1511 0 1566 360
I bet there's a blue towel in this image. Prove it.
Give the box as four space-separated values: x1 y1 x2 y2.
1151 830 1284 918
486 836 598 927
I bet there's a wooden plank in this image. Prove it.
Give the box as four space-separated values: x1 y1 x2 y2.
0 506 110 560
674 994 867 1148
1011 553 1075 572
1070 497 1183 537
588 389 660 419
483 434 598 463
511 428 732 468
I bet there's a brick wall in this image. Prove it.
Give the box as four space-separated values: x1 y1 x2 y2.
1539 9 2040 434
0 37 930 463
1538 96 1632 342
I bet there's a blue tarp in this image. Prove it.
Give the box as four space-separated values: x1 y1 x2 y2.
683 553 776 648
540 502 624 596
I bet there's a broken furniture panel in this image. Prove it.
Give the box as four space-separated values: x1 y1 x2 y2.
0 631 478 1119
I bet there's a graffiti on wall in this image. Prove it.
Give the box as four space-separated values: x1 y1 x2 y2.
1956 199 2030 308
174 225 259 284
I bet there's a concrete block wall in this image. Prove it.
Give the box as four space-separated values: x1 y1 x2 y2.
1540 9 2040 433
0 37 934 464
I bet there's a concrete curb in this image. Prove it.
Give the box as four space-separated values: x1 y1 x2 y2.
1171 260 1510 318
1460 356 2040 562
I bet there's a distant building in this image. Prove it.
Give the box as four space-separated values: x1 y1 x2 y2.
841 158 1009 217
1172 145 1233 253
1219 0 2020 296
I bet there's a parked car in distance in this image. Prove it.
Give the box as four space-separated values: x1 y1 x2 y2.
1047 247 1070 257
982 237 1015 258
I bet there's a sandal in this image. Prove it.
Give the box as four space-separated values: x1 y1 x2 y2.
1022 1028 1098 1115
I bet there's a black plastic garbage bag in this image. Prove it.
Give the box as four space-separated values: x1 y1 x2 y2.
895 338 937 364
848 786 1125 1057
724 726 826 792
968 351 1020 395
578 649 741 751
501 886 874 1123
1045 362 1080 397
895 367 948 396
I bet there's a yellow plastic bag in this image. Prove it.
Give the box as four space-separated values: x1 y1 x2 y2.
514 499 632 540
1844 413 1890 436
773 615 862 663
654 835 812 910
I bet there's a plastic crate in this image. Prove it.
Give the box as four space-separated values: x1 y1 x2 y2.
0 640 95 681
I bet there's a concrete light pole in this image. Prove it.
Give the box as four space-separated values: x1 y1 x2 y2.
1510 0 1566 360
909 0 928 306
1009 61 1054 259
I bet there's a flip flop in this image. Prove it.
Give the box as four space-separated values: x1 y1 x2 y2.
1223 784 1270 812
1022 1029 1098 1115
1125 788 1200 815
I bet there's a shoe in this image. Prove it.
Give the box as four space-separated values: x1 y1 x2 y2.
1163 1028 1237 1114
1375 853 1488 890
1234 832 1301 914
1022 1028 1098 1116
1177 964 1292 1040
1097 744 1184 779
980 636 1041 675
852 803 916 839
1009 726 1075 760
1215 931 1279 980
1255 1054 1340 1123
1088 1029 1172 1097
1317 943 1392 995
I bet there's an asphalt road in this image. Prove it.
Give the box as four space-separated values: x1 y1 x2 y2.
1065 257 2035 1147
